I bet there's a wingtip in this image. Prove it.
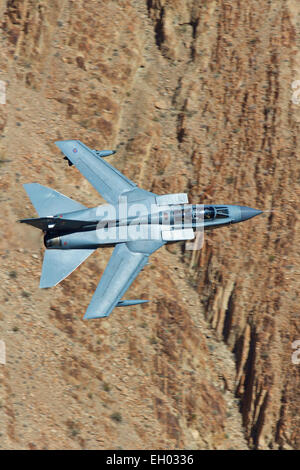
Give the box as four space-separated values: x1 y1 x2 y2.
39 281 53 289
83 312 108 320
55 140 64 148
39 277 57 289
55 139 78 149
23 182 34 189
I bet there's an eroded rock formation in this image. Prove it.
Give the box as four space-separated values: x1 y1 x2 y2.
0 0 299 449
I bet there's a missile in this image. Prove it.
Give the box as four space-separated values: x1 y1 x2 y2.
116 299 149 307
94 150 116 158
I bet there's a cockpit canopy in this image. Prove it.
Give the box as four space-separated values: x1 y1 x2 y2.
215 206 230 218
203 206 215 219
158 205 230 225
192 205 215 220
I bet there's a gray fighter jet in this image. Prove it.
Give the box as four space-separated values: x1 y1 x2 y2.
20 140 262 319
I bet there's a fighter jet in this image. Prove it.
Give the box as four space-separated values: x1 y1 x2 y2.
20 140 262 319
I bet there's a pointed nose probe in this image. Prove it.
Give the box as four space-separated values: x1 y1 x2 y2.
228 205 263 223
239 206 263 221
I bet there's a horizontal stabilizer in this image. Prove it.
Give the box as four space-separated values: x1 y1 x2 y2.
23 183 86 217
40 248 95 288
116 299 149 307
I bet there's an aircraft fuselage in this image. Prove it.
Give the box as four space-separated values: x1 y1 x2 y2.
43 203 262 250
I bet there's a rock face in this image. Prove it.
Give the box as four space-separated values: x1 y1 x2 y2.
0 0 299 450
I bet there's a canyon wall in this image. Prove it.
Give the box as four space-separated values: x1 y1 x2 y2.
0 0 299 449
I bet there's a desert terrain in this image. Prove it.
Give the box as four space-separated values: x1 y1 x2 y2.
0 0 299 449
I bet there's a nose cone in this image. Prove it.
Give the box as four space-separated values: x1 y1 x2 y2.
240 206 263 221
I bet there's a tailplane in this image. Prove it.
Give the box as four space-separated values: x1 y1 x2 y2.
23 183 86 217
40 248 95 288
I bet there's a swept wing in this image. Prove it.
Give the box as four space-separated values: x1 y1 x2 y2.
84 241 164 319
55 140 138 205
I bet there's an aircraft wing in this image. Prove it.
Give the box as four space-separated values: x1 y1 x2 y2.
84 243 148 319
55 140 137 205
84 241 164 319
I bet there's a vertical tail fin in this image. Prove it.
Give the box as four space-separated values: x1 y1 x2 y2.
23 183 86 217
